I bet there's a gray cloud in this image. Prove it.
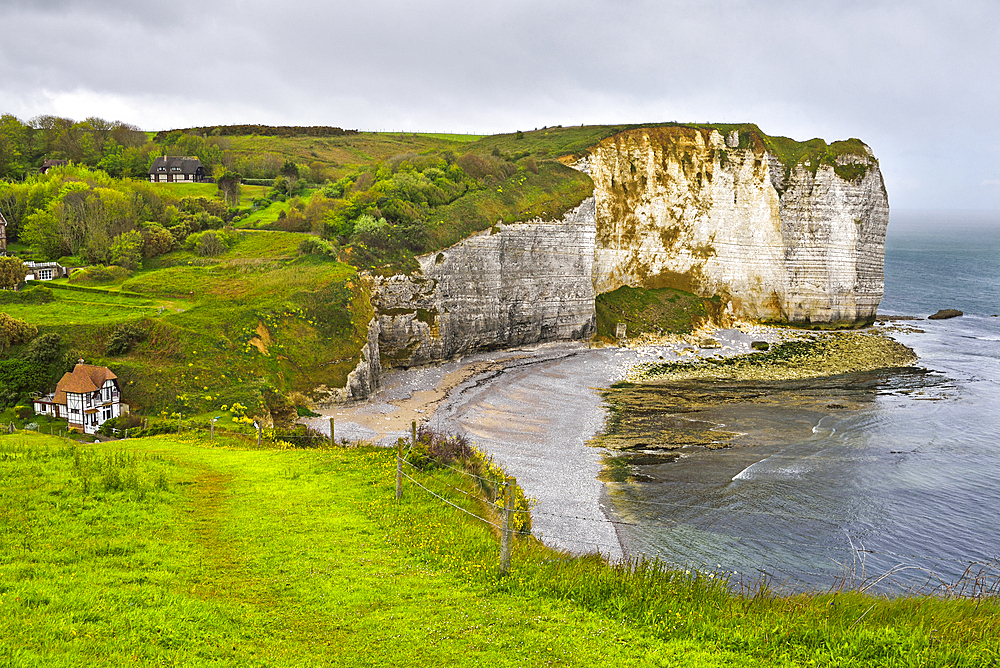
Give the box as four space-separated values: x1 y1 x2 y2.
1 0 998 210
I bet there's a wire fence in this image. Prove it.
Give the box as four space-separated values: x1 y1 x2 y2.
393 435 1000 599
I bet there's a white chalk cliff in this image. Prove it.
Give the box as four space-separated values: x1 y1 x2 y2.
588 126 888 324
368 125 888 372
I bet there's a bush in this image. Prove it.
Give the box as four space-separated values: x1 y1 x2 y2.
297 236 339 257
106 321 147 356
0 359 47 408
141 224 176 258
110 230 143 270
69 265 131 284
22 333 64 365
0 312 37 351
14 405 34 419
457 153 517 182
186 227 240 257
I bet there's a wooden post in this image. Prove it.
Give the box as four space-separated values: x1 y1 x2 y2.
329 417 335 445
256 422 262 448
395 437 403 501
178 413 182 434
411 420 417 447
210 420 214 441
499 479 512 575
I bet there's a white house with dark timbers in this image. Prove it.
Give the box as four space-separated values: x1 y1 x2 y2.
33 363 127 434
148 156 207 183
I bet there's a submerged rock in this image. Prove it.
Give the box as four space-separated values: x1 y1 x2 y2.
928 309 963 320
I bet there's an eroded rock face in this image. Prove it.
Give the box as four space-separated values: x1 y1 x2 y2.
339 125 889 398
588 126 889 323
312 317 382 407
373 200 597 367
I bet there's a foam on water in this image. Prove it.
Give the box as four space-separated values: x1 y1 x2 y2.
607 213 1000 593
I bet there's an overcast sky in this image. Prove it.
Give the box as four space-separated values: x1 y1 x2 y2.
2 0 998 212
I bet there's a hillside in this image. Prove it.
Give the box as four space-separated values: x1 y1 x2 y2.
2 431 996 666
0 122 880 420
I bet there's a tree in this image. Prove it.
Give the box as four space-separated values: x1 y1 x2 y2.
109 229 143 269
0 312 37 351
280 160 300 179
217 170 242 206
0 256 27 290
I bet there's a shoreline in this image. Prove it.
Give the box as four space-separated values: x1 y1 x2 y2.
305 324 920 561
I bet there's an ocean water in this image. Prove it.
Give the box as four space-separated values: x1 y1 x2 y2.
606 211 1000 593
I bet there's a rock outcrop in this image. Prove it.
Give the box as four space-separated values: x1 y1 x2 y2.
373 201 597 367
312 317 382 407
588 126 888 324
339 124 890 399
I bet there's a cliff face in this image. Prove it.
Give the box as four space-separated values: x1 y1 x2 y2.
338 125 889 399
587 126 888 323
373 200 597 367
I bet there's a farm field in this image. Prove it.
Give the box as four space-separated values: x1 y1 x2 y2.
1 432 996 667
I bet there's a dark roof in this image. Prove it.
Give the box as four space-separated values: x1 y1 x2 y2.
41 159 68 170
149 156 205 175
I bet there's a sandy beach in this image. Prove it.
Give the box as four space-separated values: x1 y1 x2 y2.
304 326 794 560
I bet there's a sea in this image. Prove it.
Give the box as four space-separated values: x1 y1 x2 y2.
605 211 1000 594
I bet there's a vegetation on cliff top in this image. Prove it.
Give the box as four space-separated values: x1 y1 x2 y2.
3 431 996 666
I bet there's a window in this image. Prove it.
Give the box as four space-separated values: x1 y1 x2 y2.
38 269 53 280
158 167 166 171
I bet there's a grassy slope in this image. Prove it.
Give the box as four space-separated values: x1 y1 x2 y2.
2 432 996 667
595 285 721 340
11 231 369 416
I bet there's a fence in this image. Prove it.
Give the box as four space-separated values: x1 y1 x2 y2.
392 422 1000 598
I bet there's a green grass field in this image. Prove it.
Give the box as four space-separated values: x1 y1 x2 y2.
2 432 996 667
8 231 368 416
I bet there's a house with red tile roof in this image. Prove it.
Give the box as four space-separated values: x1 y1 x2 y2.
33 363 127 434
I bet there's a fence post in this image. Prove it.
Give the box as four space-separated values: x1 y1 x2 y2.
256 421 262 448
411 420 417 447
500 479 512 575
178 413 182 434
395 436 403 501
329 417 335 445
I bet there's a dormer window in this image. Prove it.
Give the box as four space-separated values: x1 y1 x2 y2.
158 167 166 171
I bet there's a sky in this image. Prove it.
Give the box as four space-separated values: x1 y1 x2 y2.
1 0 999 212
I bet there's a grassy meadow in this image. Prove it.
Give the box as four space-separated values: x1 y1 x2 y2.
9 230 369 416
1 431 997 667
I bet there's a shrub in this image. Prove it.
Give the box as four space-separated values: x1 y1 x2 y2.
22 333 64 365
14 405 34 419
195 230 227 256
106 321 147 356
297 236 338 257
69 265 130 284
186 227 239 257
0 313 37 351
141 224 176 257
0 359 47 408
110 230 143 270
457 153 516 182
